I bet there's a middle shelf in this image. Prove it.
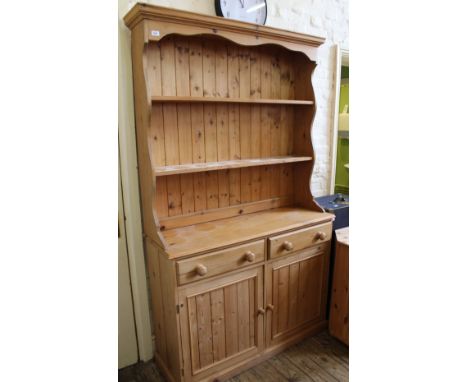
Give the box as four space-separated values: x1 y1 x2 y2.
154 156 312 176
151 96 314 105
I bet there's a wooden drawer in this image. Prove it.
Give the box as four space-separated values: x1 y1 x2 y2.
176 240 265 285
268 222 332 259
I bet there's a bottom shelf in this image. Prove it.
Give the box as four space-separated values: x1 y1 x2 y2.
161 207 335 258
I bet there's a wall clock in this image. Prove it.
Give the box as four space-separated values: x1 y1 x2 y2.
215 0 267 25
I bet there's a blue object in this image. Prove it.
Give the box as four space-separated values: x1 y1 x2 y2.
315 194 349 230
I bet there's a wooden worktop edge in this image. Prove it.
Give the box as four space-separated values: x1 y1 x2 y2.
161 213 335 259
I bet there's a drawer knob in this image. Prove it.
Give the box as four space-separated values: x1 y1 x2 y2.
244 251 256 262
257 307 265 315
195 264 208 276
266 304 275 311
316 231 327 240
282 241 294 251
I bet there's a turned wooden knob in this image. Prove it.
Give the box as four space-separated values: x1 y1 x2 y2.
195 264 208 276
316 232 327 240
282 241 294 251
257 307 265 315
266 304 275 311
244 251 256 262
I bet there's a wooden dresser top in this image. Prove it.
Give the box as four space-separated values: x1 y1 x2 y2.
161 207 334 258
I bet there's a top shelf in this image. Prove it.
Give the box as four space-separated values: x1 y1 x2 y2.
151 96 314 105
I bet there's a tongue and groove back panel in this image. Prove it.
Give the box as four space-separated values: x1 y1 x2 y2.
148 35 310 225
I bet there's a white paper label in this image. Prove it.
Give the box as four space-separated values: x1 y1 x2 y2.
151 30 160 37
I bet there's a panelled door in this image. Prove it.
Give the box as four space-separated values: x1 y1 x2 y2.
265 245 330 348
178 267 264 382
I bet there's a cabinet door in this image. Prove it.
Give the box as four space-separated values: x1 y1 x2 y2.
178 267 264 382
265 246 329 348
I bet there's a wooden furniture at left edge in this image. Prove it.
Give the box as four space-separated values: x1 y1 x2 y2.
124 4 334 381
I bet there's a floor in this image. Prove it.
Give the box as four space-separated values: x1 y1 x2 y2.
119 331 349 382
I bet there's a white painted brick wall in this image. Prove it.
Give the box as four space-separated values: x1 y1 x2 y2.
122 0 349 196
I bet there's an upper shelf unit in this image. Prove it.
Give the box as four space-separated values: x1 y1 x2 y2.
124 3 327 239
154 155 312 176
151 96 314 105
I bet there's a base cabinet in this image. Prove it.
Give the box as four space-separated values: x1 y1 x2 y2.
147 234 332 382
175 244 330 382
266 245 330 348
178 267 264 382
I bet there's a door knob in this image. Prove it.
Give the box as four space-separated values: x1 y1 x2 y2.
244 251 256 262
195 264 208 276
282 241 294 251
257 307 265 315
266 304 275 311
316 232 327 240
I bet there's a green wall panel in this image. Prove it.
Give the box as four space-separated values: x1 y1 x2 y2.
335 69 349 193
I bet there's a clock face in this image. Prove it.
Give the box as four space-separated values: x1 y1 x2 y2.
215 0 267 25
